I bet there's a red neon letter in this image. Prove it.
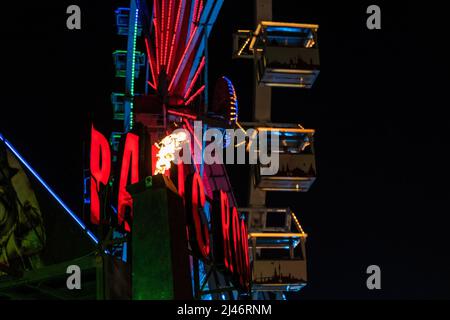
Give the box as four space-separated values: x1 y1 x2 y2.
191 172 210 259
220 190 233 272
231 207 243 279
90 125 111 225
177 162 185 199
118 133 139 231
240 219 250 289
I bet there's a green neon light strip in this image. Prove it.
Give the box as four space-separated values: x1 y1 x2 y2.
129 8 139 130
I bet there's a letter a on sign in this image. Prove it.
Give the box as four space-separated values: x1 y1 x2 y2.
118 133 139 231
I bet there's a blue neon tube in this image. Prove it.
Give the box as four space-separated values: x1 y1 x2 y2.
0 133 99 245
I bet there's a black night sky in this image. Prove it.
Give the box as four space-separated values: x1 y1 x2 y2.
1 1 449 299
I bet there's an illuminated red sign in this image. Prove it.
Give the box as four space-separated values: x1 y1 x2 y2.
212 190 250 290
89 127 250 291
184 174 250 291
118 133 139 231
185 172 211 260
90 125 111 225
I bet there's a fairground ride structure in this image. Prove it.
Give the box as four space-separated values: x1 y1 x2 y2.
0 0 319 300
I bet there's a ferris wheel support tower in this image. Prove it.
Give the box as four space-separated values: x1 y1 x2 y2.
233 0 320 300
248 0 272 208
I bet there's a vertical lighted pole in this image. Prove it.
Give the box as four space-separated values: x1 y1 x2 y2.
249 0 286 301
124 0 140 132
247 0 272 301
248 0 272 208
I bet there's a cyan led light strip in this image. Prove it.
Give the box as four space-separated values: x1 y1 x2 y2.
0 134 99 245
